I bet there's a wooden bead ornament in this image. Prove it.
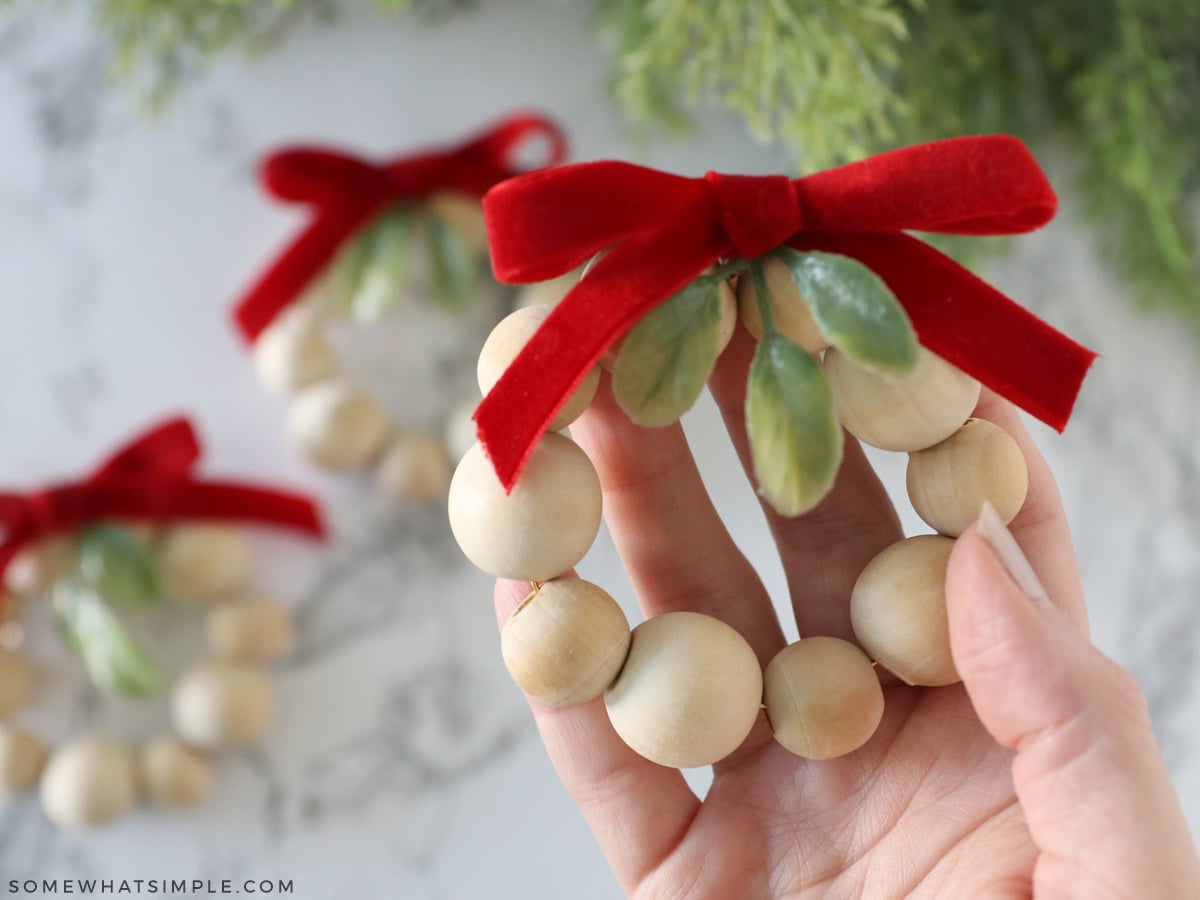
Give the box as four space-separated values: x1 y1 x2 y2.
140 737 215 809
171 660 275 751
157 524 253 605
39 737 140 830
0 725 48 796
452 138 1095 772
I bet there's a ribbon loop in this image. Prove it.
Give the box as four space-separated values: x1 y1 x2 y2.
705 172 803 259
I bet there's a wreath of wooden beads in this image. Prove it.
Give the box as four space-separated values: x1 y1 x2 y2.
448 136 1092 770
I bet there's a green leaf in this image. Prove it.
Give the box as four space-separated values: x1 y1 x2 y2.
350 206 412 321
774 248 917 374
612 277 724 427
53 580 162 699
78 525 163 607
426 213 478 309
745 334 843 516
327 223 375 314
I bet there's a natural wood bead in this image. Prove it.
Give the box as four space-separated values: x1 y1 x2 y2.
40 737 139 830
478 306 600 431
907 418 1028 537
0 651 31 716
376 433 452 502
515 269 581 310
501 578 631 706
287 381 390 470
428 192 488 258
206 593 295 664
140 737 214 809
253 313 337 393
605 612 762 768
171 661 275 751
0 725 48 795
3 539 63 600
448 434 602 581
0 592 24 652
763 637 884 759
823 346 981 452
443 399 479 462
850 536 960 686
158 525 251 604
737 255 830 353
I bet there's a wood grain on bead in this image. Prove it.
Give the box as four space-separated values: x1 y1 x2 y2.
158 525 252 604
141 737 214 808
206 594 295 664
604 612 762 769
478 306 599 431
763 637 884 759
40 737 139 830
823 345 981 452
906 418 1029 537
736 254 830 353
0 650 31 716
377 433 452 502
501 577 631 706
287 381 390 470
448 434 602 581
850 535 960 686
253 314 337 393
171 661 275 750
0 725 48 795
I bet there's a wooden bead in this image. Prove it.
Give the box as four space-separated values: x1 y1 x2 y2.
515 269 580 310
478 306 599 430
206 594 295 664
376 433 452 502
0 650 31 716
604 612 762 768
501 577 631 706
737 254 829 353
3 539 63 600
40 737 139 830
850 536 960 686
763 637 884 759
907 418 1028 537
428 192 488 258
823 346 981 451
0 592 24 652
171 661 275 750
140 737 214 809
253 313 337 393
0 725 48 795
158 525 251 604
448 434 602 581
287 381 390 470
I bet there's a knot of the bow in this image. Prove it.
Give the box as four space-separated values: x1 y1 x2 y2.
704 172 804 259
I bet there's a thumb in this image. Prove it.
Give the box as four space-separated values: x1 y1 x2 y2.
947 504 1200 896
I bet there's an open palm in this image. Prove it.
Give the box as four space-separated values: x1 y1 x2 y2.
494 328 1196 899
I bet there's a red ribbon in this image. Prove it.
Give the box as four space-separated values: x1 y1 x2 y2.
0 417 325 578
232 112 568 342
476 135 1097 490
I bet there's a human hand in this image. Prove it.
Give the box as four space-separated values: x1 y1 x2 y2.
494 326 1200 898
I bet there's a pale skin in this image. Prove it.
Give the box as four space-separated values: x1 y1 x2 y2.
494 326 1200 899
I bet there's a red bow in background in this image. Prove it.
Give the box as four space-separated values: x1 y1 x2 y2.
232 112 568 342
0 418 324 578
476 135 1097 490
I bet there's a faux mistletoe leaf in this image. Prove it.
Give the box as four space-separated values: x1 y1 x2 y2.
426 213 477 309
746 334 843 516
351 206 412 321
327 222 374 314
612 277 724 427
54 579 162 699
79 525 162 607
774 248 917 374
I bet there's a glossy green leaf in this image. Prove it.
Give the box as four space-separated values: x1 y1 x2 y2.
612 277 724 427
79 525 162 607
326 222 374 313
351 206 412 321
426 213 478 310
774 247 917 374
745 334 844 516
54 579 162 698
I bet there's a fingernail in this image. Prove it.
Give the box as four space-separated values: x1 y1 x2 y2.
976 501 1050 602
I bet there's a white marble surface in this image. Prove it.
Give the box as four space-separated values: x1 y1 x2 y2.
0 2 1197 896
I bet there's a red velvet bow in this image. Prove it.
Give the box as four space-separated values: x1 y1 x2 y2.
232 112 568 342
476 135 1097 490
0 417 325 579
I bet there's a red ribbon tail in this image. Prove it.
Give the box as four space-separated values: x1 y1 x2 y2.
89 417 202 482
793 232 1096 430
